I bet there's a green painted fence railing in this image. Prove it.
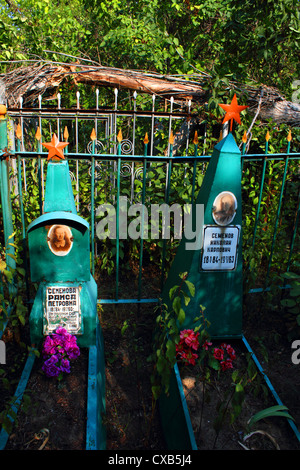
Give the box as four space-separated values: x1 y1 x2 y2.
0 106 299 310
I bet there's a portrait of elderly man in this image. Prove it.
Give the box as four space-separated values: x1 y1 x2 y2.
212 192 237 226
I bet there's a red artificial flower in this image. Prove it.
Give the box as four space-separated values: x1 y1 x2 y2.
176 341 184 351
213 348 224 361
213 343 236 371
176 329 201 366
226 345 236 360
181 349 198 366
179 329 200 350
220 359 233 371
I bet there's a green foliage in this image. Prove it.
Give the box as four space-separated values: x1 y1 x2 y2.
279 272 300 340
280 272 300 317
149 273 200 399
0 231 34 436
240 123 299 292
0 0 90 64
0 389 33 435
0 234 28 332
246 404 294 432
0 0 298 100
211 349 271 445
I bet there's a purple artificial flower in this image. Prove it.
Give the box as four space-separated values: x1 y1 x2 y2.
64 341 80 360
54 327 69 337
60 358 71 374
41 328 80 379
42 355 61 377
52 328 68 345
43 336 57 356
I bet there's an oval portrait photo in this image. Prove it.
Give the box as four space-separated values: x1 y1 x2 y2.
47 224 73 256
212 191 237 226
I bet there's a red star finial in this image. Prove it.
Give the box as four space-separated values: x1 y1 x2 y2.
219 94 248 132
42 134 69 161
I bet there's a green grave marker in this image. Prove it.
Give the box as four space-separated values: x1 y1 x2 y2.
162 95 248 339
28 135 97 347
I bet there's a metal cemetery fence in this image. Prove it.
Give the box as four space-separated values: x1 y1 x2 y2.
0 90 299 313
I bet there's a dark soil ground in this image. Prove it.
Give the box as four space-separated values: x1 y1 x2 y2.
181 338 299 450
1 269 300 451
4 348 88 450
2 268 167 451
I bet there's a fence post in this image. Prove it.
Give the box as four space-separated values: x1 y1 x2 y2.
0 106 16 276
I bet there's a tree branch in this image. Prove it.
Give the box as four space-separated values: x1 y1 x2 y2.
1 61 299 127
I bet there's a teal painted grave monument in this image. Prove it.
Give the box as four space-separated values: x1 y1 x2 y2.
162 95 248 339
28 135 97 348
